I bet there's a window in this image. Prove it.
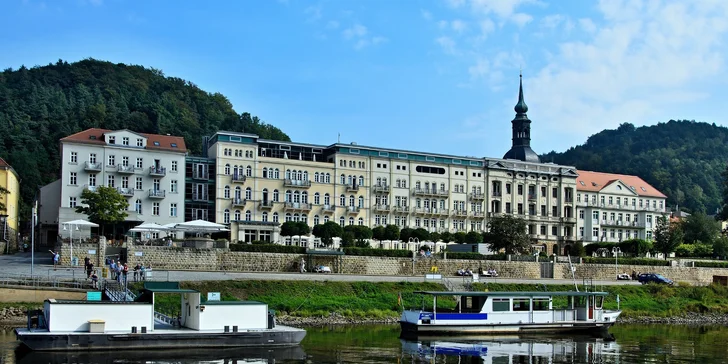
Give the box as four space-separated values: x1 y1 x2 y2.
506 183 511 194
492 298 510 312
152 202 160 216
89 153 97 164
225 164 230 175
314 193 321 205
88 174 96 187
171 161 178 172
262 212 269 222
273 189 280 202
170 180 178 193
107 175 115 188
234 210 241 221
552 187 558 198
245 210 251 221
170 203 177 217
313 215 320 225
122 137 129 146
69 172 77 185
272 212 279 223
512 299 530 311
340 194 346 206
108 136 115 144
135 177 143 190
69 197 77 208
246 165 252 177
324 193 330 206
153 141 160 146
223 209 230 224
108 155 115 166
121 156 129 166
136 158 143 169
70 151 77 163
533 298 549 311
517 184 523 195
245 187 252 200
136 138 143 147
135 199 142 214
224 186 231 199
339 216 345 226
121 176 129 188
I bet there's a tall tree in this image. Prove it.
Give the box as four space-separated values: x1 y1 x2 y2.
74 186 129 236
484 215 530 254
312 221 343 247
681 213 720 245
719 163 728 220
653 216 683 259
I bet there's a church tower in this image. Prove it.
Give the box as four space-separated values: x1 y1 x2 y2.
503 73 540 163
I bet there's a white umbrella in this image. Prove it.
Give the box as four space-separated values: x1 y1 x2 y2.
61 220 99 267
174 220 229 232
133 222 167 231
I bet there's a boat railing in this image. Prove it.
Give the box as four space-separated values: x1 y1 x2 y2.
552 309 577 322
154 311 179 327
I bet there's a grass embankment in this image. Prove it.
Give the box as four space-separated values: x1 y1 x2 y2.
138 281 728 320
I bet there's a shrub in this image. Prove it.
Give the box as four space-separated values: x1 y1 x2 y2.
694 261 728 268
229 244 305 254
343 248 412 257
582 257 670 266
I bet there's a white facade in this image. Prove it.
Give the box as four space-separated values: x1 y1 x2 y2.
45 299 153 332
58 129 187 236
575 170 668 244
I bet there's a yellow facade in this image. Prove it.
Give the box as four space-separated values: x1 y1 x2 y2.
0 159 20 231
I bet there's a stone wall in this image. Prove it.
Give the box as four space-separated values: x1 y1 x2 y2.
56 242 102 267
0 286 86 302
556 262 728 284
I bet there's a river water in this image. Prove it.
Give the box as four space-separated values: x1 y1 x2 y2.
1 324 727 363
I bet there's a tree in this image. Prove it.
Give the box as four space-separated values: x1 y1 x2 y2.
312 221 343 247
681 213 720 245
281 221 310 236
340 231 356 248
412 228 430 242
720 164 728 220
399 228 413 243
372 226 386 241
439 232 452 243
429 232 441 242
618 238 652 257
0 186 8 212
74 186 129 236
465 231 483 244
383 225 400 241
713 235 728 259
453 232 467 244
484 215 530 254
653 216 683 259
343 225 372 247
572 242 586 257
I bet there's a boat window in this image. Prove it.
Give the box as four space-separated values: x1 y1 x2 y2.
465 297 473 309
512 298 530 312
492 298 510 312
595 296 604 309
533 298 549 311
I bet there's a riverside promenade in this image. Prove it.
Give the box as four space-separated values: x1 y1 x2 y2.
0 252 639 286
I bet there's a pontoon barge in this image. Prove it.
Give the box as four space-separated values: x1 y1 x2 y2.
400 291 621 337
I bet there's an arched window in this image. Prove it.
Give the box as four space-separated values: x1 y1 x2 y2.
349 195 355 206
416 181 421 189
377 177 382 185
223 209 230 224
440 183 445 192
314 172 319 183
285 190 292 202
285 213 292 222
324 193 330 206
234 186 241 200
246 165 252 177
302 191 308 203
358 217 364 225
233 165 239 177
135 199 142 214
245 187 252 200
339 216 345 227
402 180 407 188
382 177 387 185
262 212 269 222
293 191 301 203
234 210 241 221
274 169 280 179
273 189 280 202
314 192 320 205
358 176 364 186
245 210 251 221
347 175 353 185
301 214 308 225
416 198 421 207
293 213 300 222
349 217 354 226
272 212 279 223
224 164 230 175
440 200 445 209
339 174 345 184
224 186 230 199
262 167 268 179
358 196 364 207
297 171 303 180
340 194 346 206
313 215 320 225
324 215 330 223
325 173 331 183
285 170 291 180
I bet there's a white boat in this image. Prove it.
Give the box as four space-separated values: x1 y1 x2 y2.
400 290 621 337
14 282 306 351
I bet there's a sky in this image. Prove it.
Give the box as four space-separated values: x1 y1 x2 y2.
2 0 728 159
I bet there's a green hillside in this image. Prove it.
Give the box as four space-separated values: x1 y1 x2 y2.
542 120 728 214
0 59 290 222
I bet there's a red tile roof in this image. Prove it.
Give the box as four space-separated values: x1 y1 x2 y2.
0 157 9 168
576 170 666 198
60 128 187 153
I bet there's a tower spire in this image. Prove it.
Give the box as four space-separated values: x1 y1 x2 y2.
503 72 540 163
514 72 528 114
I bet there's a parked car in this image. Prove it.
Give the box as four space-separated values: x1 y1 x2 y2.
617 273 631 280
637 273 673 285
314 265 332 273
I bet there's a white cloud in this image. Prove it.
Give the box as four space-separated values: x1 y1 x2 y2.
343 24 368 39
421 9 432 20
468 58 490 78
326 20 339 30
578 18 596 33
510 13 533 27
341 23 386 50
304 5 322 23
435 36 458 55
437 20 448 29
451 19 467 33
540 14 564 29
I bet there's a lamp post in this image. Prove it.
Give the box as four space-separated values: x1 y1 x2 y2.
63 223 79 266
612 247 621 280
31 203 37 276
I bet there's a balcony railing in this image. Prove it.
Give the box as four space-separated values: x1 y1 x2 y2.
321 204 336 212
232 198 246 207
393 206 409 214
192 171 210 180
116 165 135 174
284 179 311 188
374 204 390 212
491 191 502 197
259 201 274 209
345 184 359 192
83 184 98 192
372 184 389 193
232 174 247 183
192 193 208 202
452 209 468 217
284 202 312 211
347 206 361 214
84 161 102 171
117 187 134 197
148 189 166 198
565 197 574 203
149 166 166 177
471 211 485 218
528 193 537 201
469 192 485 200
412 188 449 197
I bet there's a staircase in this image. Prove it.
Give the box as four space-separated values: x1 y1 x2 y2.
103 280 136 302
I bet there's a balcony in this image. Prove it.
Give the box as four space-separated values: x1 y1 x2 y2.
321 204 336 213
83 184 98 193
372 184 389 193
284 202 312 211
374 204 390 212
116 165 135 174
470 192 485 200
412 188 448 197
393 206 409 214
117 187 134 197
452 209 468 217
491 191 502 198
259 201 275 209
148 189 166 199
528 193 537 201
284 179 311 188
346 206 361 214
345 184 359 192
192 193 208 202
192 171 210 180
471 211 485 218
232 174 247 184
149 166 166 177
232 198 246 207
565 197 574 204
84 161 102 172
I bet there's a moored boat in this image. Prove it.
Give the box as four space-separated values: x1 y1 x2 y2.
14 282 306 351
400 290 621 337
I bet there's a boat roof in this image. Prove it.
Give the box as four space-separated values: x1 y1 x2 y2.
413 291 609 297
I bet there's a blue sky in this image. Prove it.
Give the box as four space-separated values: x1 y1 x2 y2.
2 0 728 159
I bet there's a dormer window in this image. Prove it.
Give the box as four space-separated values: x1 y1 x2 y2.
616 185 622 190
153 141 160 146
171 143 178 148
136 138 143 147
640 187 647 192
108 136 116 144
579 181 585 186
122 137 129 146
591 182 598 187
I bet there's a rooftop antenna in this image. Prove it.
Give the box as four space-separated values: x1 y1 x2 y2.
338 133 341 143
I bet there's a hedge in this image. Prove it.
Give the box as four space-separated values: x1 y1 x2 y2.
443 252 509 261
582 257 670 266
229 244 305 254
694 261 728 268
343 248 412 257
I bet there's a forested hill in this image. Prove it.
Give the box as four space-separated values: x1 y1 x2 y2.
0 58 290 220
541 120 728 214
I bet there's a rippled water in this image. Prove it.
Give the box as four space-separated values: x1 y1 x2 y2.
2 324 728 363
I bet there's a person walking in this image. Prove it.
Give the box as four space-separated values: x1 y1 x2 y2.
49 250 60 270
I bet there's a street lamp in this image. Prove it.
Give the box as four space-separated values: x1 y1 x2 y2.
63 223 80 266
612 247 621 280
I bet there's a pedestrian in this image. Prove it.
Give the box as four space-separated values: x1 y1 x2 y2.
90 270 99 289
299 257 306 273
49 250 60 270
122 263 129 284
133 264 141 282
84 256 90 271
87 262 94 279
110 260 117 280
